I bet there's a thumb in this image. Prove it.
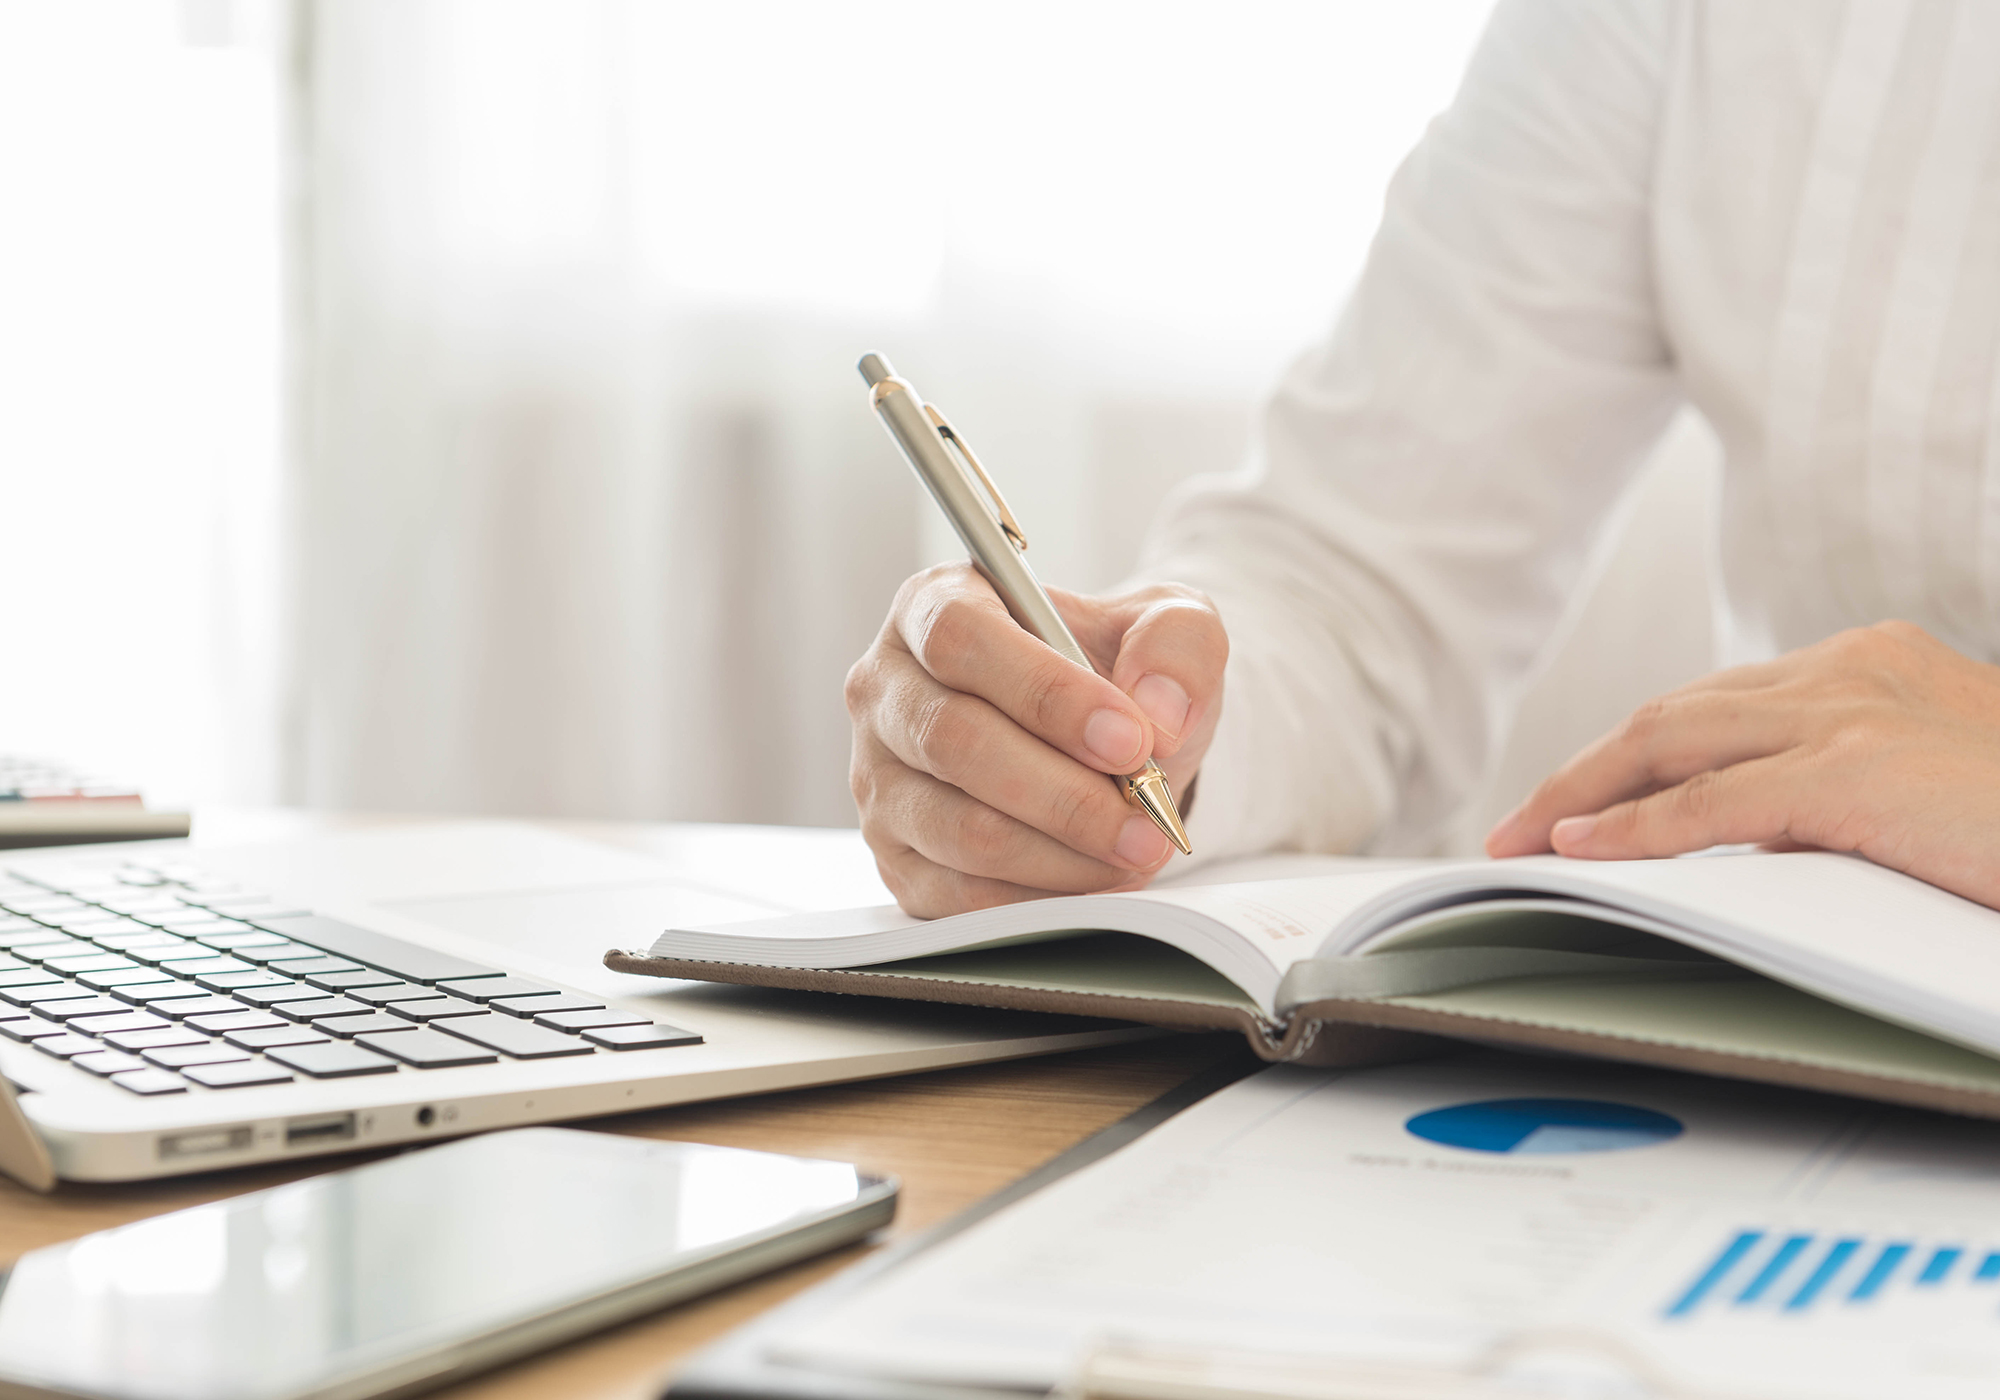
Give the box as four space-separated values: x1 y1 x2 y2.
1103 586 1227 762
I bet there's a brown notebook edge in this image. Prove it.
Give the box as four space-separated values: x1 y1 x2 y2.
601 952 1446 1067
604 952 2000 1119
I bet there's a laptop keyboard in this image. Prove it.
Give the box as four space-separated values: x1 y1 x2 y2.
0 857 701 1097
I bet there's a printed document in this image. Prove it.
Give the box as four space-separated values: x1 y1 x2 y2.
775 1054 2000 1398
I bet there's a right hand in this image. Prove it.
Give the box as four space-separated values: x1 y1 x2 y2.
845 563 1227 917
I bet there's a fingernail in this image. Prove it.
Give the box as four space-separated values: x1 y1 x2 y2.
1132 674 1191 740
1084 709 1144 768
1115 813 1171 869
1551 815 1597 851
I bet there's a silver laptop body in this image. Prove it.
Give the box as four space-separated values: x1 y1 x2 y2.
0 820 1145 1183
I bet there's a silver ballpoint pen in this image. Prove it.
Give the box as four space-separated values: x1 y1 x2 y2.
858 352 1191 855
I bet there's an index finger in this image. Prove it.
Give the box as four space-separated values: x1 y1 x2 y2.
1486 688 1801 857
897 567 1156 775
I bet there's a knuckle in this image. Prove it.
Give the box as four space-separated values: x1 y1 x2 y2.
1018 657 1078 738
1617 697 1675 751
912 694 985 783
912 593 987 671
842 654 878 718
952 802 1018 872
1058 789 1120 858
1668 769 1724 822
848 750 878 810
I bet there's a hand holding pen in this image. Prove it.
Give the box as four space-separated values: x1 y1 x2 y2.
845 353 1228 918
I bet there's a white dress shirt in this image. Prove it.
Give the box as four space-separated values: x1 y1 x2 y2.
1142 0 2000 862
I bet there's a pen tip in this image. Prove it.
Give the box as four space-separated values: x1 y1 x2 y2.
1128 767 1192 856
857 352 892 387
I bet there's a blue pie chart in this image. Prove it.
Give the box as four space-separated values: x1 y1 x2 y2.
1405 1098 1684 1155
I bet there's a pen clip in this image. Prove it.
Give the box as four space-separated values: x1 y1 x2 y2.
926 404 1028 552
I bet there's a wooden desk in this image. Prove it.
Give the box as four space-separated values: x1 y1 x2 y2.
0 811 1248 1393
0 1024 1247 1400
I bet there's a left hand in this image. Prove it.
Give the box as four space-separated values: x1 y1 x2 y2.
1484 621 2000 910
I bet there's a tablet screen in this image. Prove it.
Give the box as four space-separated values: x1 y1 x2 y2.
0 1129 877 1400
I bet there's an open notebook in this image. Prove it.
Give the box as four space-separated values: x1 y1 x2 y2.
606 851 2000 1118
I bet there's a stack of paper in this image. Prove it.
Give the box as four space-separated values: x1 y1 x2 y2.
747 1055 2000 1400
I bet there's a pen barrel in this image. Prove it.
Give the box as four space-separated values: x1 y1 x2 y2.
870 381 1094 673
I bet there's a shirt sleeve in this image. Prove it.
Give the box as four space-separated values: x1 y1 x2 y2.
1140 0 1685 860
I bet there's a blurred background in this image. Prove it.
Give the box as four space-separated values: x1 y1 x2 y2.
0 0 1719 854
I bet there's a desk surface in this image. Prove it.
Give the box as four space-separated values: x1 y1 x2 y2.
0 812 1250 1400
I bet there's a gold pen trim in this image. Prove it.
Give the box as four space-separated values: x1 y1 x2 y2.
1124 761 1192 855
925 404 1029 553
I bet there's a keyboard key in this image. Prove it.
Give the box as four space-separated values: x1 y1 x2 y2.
0 968 63 989
438 1013 596 1060
186 1009 285 1034
70 1050 148 1076
184 1061 294 1089
224 1025 330 1050
232 982 328 1007
0 956 24 973
12 940 87 961
534 1007 648 1032
384 997 485 1022
582 1022 704 1050
109 1068 186 1096
39 996 138 1020
266 956 363 977
304 968 402 991
142 1042 248 1068
155 956 253 978
223 901 314 921
274 996 370 1022
0 984 90 1007
355 1028 498 1068
79 966 174 990
52 918 151 938
112 981 202 1004
0 929 62 949
266 1042 399 1078
0 897 81 917
347 981 438 1005
104 1026 210 1051
257 915 503 985
149 995 249 1019
436 975 562 1002
231 942 323 966
123 939 199 964
67 1010 169 1035
0 1016 64 1041
490 992 604 1018
314 1011 426 1038
154 914 242 932
93 930 185 950
35 1034 103 1058
166 919 256 938
194 930 292 951
195 969 294 991
46 954 136 975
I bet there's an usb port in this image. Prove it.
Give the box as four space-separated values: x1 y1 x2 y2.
159 1126 252 1160
284 1112 356 1147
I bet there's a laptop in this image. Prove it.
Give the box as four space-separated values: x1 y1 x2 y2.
0 820 1148 1184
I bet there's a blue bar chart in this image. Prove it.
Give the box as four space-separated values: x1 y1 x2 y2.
1667 1229 2000 1320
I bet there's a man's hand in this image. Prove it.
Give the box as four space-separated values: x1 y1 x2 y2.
1485 621 2000 909
846 564 1226 917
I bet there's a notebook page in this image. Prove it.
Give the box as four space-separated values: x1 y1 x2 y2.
1342 852 2000 1061
651 862 1435 1014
